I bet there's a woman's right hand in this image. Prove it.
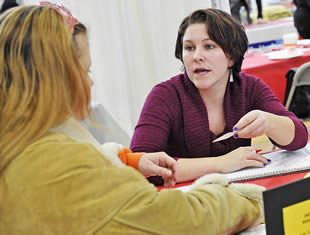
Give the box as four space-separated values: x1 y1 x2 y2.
218 147 270 173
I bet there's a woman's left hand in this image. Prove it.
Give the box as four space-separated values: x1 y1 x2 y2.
234 110 270 138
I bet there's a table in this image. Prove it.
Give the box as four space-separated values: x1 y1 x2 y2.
245 18 297 45
157 171 309 192
242 49 310 104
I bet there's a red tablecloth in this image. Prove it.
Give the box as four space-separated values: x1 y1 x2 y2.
242 49 310 103
157 171 310 191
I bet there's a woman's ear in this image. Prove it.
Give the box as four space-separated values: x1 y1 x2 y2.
228 59 234 68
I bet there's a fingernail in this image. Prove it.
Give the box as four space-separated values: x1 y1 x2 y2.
233 127 238 131
256 149 262 153
267 159 271 163
264 163 266 166
234 133 238 138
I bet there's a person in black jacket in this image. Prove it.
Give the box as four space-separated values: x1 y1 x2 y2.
0 0 19 14
293 0 310 39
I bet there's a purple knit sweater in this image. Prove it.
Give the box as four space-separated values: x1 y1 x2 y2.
131 72 308 185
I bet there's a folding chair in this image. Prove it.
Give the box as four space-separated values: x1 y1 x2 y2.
284 61 310 112
271 61 310 150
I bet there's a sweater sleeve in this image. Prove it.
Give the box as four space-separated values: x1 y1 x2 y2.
248 73 308 150
111 181 262 235
130 83 176 153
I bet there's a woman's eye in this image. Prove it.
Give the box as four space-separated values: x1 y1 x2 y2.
184 45 194 51
205 44 215 49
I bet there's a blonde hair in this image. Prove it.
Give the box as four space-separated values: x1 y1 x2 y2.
0 6 90 173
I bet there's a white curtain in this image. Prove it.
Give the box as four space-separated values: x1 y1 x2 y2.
22 0 230 137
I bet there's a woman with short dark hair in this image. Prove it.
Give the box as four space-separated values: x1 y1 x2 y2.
131 8 308 185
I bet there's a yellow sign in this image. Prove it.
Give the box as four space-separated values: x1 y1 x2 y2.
283 199 310 235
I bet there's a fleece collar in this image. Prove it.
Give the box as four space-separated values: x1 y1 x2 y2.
49 117 124 166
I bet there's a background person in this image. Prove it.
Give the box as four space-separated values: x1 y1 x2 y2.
276 0 310 39
130 8 308 185
0 0 19 14
229 0 252 25
255 0 264 23
293 0 310 39
230 0 265 24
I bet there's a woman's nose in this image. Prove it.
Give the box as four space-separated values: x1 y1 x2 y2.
193 48 204 61
88 78 94 87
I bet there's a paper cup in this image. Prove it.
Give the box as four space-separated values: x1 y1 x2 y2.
283 33 298 53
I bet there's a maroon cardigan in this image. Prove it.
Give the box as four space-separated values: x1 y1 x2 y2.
130 72 308 184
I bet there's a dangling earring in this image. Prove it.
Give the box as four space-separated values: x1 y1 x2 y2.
229 69 233 83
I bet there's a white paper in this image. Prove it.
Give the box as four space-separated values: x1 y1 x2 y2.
223 143 310 182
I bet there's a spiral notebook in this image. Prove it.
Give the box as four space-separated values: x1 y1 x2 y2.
223 143 310 182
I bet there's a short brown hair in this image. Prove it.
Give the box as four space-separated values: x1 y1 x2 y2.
175 8 248 81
